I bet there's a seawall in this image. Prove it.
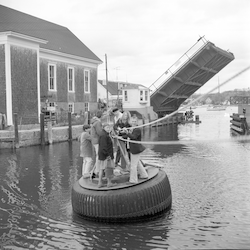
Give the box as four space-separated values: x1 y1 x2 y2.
0 125 83 149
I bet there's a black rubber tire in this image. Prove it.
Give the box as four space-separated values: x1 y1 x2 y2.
71 170 172 222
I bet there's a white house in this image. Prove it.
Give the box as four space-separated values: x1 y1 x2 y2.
98 80 157 121
121 82 157 121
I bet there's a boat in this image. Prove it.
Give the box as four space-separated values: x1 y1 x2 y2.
71 162 172 222
207 77 227 111
207 105 227 111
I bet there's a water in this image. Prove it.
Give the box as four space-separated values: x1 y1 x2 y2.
1 106 250 249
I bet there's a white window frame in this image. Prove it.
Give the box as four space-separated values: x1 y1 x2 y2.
84 102 89 112
68 67 75 92
145 90 148 101
139 89 148 102
140 90 143 101
124 90 128 102
84 69 90 93
48 64 57 91
68 103 74 113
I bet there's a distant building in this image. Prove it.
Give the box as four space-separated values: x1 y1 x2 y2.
98 80 122 109
0 5 102 125
99 80 157 121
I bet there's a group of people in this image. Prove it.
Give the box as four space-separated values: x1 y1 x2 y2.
79 108 148 188
184 107 194 121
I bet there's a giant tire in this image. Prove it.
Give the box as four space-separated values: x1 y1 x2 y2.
71 170 172 222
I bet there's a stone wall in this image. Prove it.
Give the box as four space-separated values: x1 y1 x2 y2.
0 125 83 149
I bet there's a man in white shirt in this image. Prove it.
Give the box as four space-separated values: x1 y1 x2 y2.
112 108 123 123
112 108 124 168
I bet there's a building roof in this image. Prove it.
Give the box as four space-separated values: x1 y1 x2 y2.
98 80 118 95
0 5 102 63
98 80 147 95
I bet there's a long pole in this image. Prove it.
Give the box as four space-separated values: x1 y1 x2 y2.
105 54 109 108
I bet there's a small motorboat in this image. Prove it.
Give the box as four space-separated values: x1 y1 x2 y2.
207 105 227 111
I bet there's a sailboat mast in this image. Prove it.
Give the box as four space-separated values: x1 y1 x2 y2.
105 54 109 108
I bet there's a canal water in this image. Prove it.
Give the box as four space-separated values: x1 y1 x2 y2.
0 106 250 249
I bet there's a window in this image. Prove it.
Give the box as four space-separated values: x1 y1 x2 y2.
145 90 148 101
124 90 128 101
140 91 143 101
84 70 90 93
84 102 89 112
68 67 75 92
47 102 56 111
139 89 148 102
48 64 56 91
68 103 74 113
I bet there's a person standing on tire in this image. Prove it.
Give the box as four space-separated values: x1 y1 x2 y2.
113 110 131 170
78 124 94 178
91 110 103 175
124 116 148 184
98 123 116 188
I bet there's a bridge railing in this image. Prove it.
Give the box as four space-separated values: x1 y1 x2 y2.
149 37 208 96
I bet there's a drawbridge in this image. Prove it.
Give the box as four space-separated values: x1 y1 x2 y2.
149 37 235 116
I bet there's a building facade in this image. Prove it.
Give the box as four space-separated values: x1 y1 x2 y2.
0 5 102 126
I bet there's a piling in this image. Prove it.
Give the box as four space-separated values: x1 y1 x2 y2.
14 113 19 148
47 121 53 144
40 113 45 145
68 112 72 141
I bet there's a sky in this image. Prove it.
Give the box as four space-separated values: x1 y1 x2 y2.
1 0 250 94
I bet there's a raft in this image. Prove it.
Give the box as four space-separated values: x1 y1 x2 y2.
71 163 172 222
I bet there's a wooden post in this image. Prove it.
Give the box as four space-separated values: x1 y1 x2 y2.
40 113 45 145
14 113 19 148
47 121 53 144
68 112 72 141
88 111 90 125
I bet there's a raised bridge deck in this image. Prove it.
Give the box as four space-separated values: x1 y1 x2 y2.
150 38 234 116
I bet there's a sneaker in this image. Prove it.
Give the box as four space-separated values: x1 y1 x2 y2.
98 183 105 188
139 176 148 179
126 181 137 185
82 173 90 179
107 183 117 188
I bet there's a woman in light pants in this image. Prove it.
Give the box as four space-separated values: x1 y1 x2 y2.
129 150 148 183
82 157 93 177
124 116 148 184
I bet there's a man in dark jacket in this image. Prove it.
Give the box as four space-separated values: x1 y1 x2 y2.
98 123 116 188
91 110 103 175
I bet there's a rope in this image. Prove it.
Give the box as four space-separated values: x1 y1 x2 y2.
104 66 250 146
116 134 250 145
134 65 250 130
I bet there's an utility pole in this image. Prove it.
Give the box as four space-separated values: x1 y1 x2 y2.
114 66 121 108
105 54 109 108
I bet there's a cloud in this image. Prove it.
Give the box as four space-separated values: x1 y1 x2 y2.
1 0 249 92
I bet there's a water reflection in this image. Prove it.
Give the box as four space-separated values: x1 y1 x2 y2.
1 107 250 249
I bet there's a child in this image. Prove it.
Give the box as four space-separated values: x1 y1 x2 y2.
113 110 131 170
98 123 116 188
124 116 148 184
79 124 94 178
